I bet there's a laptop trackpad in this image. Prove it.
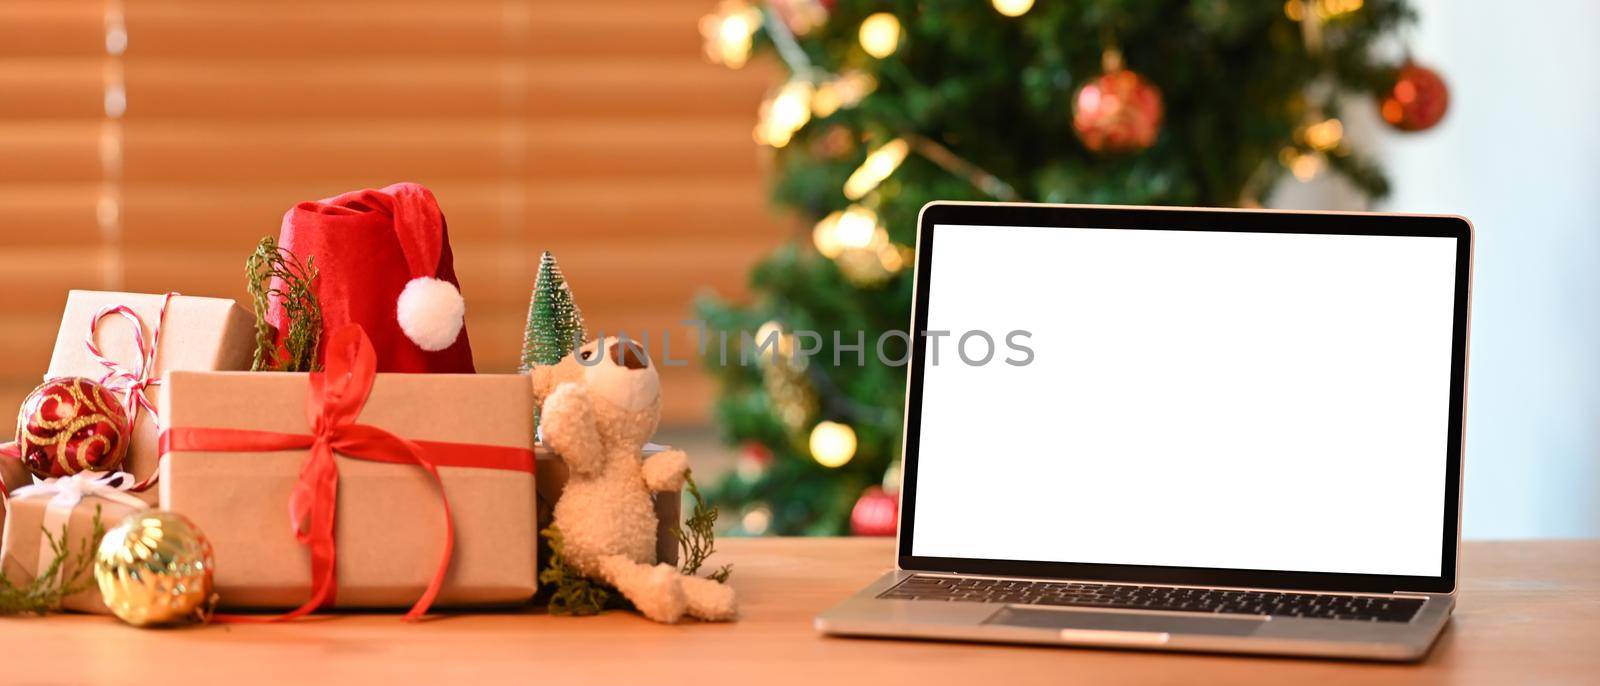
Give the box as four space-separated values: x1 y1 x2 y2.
987 607 1264 637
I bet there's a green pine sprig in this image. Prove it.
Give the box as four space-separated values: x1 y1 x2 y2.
673 473 732 583
246 235 322 372
538 525 629 616
0 507 105 615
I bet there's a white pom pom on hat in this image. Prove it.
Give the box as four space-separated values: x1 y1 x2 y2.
388 183 467 352
397 276 466 351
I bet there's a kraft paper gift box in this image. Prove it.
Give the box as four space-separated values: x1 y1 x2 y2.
1 473 147 614
46 290 255 502
159 369 538 611
535 445 680 567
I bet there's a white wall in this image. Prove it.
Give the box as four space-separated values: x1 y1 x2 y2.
1275 0 1600 538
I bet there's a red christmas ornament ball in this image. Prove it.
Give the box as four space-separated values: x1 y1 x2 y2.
736 441 773 480
1073 68 1164 154
15 377 131 479
851 486 899 537
741 441 772 465
1380 61 1450 132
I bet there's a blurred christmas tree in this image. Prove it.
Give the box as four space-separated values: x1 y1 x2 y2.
696 0 1436 535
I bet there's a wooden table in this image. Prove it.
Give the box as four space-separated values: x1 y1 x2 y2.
7 539 1597 685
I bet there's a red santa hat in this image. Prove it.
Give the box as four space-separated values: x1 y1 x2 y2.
270 182 475 373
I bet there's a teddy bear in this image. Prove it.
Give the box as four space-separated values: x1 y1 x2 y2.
530 336 737 623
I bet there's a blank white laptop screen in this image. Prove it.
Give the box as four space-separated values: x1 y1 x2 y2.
910 224 1458 578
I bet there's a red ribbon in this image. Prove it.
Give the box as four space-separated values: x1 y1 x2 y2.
0 441 20 497
159 324 533 622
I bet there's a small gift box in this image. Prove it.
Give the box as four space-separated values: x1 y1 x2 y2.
45 290 255 502
0 472 148 614
158 325 537 616
536 445 680 566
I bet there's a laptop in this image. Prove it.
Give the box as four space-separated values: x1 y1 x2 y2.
816 202 1472 661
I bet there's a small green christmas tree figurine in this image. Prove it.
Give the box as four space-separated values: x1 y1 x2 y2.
520 251 587 371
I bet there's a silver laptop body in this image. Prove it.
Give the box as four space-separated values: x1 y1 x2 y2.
816 202 1472 662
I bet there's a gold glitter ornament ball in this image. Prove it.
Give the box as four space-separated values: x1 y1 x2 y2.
95 510 215 627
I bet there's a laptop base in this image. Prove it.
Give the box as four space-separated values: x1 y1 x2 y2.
816 571 1453 662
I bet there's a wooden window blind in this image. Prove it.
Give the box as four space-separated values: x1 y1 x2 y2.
0 0 784 432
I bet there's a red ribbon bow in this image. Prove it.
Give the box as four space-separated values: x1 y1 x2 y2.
161 324 531 621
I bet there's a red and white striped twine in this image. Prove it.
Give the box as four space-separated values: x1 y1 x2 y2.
84 291 177 491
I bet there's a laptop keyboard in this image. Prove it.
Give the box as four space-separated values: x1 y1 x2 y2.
880 575 1424 623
